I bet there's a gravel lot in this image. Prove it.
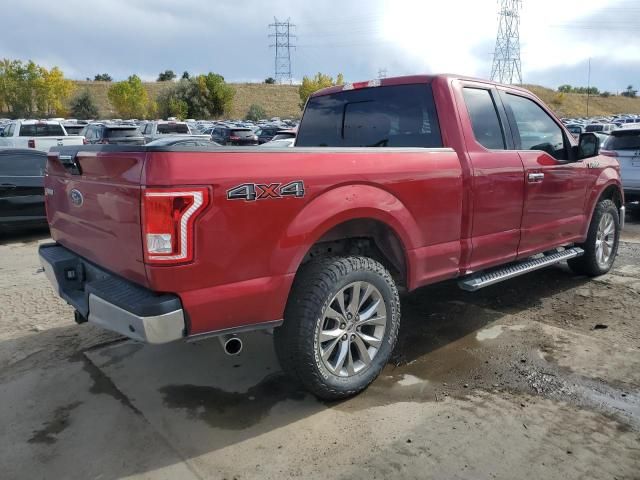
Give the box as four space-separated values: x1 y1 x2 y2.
1 218 639 480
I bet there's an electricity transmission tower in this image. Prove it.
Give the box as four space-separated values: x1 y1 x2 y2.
269 18 296 84
490 0 523 84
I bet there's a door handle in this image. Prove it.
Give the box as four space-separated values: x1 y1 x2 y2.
528 173 544 183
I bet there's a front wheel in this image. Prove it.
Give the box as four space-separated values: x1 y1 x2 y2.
274 256 400 400
568 199 620 276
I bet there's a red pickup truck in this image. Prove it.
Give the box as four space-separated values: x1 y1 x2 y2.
40 74 624 399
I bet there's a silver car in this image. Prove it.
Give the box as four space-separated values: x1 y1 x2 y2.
602 127 640 205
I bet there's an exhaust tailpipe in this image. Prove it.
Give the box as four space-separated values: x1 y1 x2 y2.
219 334 243 356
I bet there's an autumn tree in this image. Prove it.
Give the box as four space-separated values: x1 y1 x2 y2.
0 59 74 117
298 72 344 108
107 75 149 118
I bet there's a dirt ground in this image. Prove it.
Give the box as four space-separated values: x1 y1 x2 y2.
1 218 639 480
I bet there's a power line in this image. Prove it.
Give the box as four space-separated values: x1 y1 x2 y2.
490 0 523 84
269 17 296 84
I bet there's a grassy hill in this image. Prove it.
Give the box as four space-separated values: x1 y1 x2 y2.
524 85 640 118
66 81 640 120
71 81 301 119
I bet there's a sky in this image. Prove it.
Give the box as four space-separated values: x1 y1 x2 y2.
0 0 638 92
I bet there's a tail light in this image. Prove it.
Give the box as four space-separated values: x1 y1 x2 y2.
229 135 240 141
83 137 89 145
599 149 618 157
28 139 35 148
142 187 210 264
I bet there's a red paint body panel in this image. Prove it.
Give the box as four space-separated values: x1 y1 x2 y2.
46 151 148 285
43 74 623 337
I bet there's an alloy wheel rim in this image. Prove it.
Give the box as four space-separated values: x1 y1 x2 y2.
595 212 616 268
317 281 387 377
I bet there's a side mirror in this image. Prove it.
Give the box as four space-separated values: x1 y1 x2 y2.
577 132 600 159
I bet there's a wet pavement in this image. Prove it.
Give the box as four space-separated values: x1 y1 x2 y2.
1 218 639 479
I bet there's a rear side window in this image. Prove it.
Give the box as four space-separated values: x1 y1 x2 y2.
19 123 65 136
296 84 442 148
585 124 604 132
157 123 189 134
105 128 140 138
0 151 46 176
604 131 640 150
506 94 566 160
462 88 505 150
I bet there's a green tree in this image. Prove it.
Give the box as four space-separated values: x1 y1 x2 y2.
70 89 99 119
181 71 190 80
558 84 573 93
298 72 344 109
107 74 149 118
157 70 176 82
192 73 235 117
156 81 190 119
621 85 637 98
246 104 266 121
94 73 112 82
264 77 276 84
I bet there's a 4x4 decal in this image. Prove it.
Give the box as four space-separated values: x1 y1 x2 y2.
227 181 305 201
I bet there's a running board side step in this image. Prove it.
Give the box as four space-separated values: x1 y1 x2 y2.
458 247 584 292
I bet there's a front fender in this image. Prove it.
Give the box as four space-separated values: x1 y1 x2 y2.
270 184 422 276
582 168 623 237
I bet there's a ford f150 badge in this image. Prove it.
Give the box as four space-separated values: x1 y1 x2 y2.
227 181 305 201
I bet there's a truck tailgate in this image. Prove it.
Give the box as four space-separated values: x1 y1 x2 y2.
45 148 148 286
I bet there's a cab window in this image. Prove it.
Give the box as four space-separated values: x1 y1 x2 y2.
462 88 506 150
506 94 567 160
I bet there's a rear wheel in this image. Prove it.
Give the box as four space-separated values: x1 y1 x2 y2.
274 256 400 400
568 199 620 276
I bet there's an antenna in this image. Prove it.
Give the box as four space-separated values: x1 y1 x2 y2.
490 0 523 84
269 17 296 84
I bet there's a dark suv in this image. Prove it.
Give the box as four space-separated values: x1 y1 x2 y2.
0 148 47 230
81 124 145 145
211 127 259 146
256 126 281 144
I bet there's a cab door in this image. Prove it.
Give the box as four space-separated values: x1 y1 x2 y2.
499 91 592 257
455 82 525 272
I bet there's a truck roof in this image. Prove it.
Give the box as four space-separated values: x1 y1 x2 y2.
310 74 532 98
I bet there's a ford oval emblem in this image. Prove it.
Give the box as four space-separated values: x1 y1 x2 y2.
69 189 84 207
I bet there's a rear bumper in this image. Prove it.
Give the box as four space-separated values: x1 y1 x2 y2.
39 243 185 344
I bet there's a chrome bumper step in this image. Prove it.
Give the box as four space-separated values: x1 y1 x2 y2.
458 247 584 292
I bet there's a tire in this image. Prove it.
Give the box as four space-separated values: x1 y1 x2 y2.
568 199 620 277
274 256 400 400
